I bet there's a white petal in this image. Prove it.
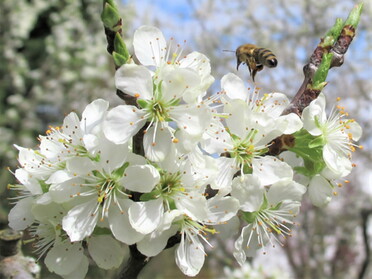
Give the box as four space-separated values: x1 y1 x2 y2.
276 113 303 134
308 174 333 207
323 144 352 177
133 25 166 66
267 180 307 205
233 224 260 265
66 157 96 175
108 198 144 245
201 118 233 154
221 73 250 101
179 52 214 102
63 112 84 144
95 136 129 173
81 99 109 134
348 120 362 141
261 93 289 117
213 157 238 193
214 216 240 240
223 99 251 139
8 197 35 230
103 105 147 144
45 242 85 276
31 202 65 222
252 156 293 186
62 256 89 279
206 196 240 223
175 236 205 277
160 66 201 102
137 224 179 257
87 235 125 269
175 192 208 220
121 164 160 193
62 199 99 241
115 64 153 100
15 168 43 195
48 176 85 203
143 125 173 162
231 174 263 212
171 103 212 137
128 199 164 234
302 94 326 136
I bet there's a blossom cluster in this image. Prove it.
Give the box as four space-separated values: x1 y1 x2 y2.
8 26 362 278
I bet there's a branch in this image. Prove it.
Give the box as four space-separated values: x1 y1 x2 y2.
269 3 363 155
359 208 372 279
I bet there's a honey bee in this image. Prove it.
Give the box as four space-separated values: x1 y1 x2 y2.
235 44 278 82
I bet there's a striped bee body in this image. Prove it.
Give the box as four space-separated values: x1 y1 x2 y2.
236 44 277 82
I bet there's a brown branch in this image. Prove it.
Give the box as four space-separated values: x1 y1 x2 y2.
359 209 372 279
268 24 357 156
283 24 356 116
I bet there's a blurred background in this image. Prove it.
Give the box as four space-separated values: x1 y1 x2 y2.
0 0 371 278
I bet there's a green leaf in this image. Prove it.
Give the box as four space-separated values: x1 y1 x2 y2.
114 32 129 60
312 53 333 90
101 3 121 30
344 3 363 28
321 18 344 47
112 51 127 67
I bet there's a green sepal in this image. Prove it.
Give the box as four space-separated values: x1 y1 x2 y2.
139 188 162 201
242 164 253 174
137 99 148 109
39 180 50 193
260 193 269 210
169 98 181 107
101 3 121 31
241 211 257 224
270 201 282 211
93 226 112 236
113 162 129 179
114 32 129 61
308 136 325 148
112 51 127 67
344 3 363 28
321 18 344 47
312 53 333 90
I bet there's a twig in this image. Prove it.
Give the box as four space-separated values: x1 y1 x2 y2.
359 209 372 279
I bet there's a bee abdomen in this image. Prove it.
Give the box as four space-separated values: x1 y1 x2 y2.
255 48 278 68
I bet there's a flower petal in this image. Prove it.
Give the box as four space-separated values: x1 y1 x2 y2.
62 199 99 241
103 105 147 144
221 73 250 101
133 25 166 66
45 242 85 276
143 125 173 162
171 103 212 137
115 64 153 100
267 180 306 206
231 174 263 212
81 99 109 134
108 198 144 245
175 235 205 277
308 174 333 207
8 197 35 230
252 156 293 186
87 235 125 269
128 199 164 234
121 164 160 193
